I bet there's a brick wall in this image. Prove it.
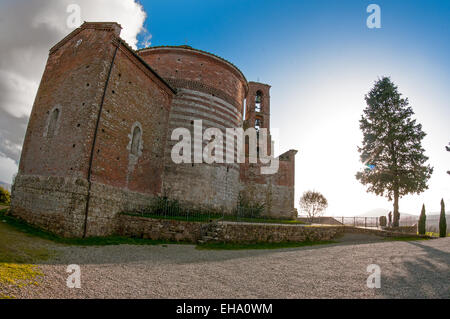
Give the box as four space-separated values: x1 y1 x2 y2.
11 22 174 237
139 47 248 213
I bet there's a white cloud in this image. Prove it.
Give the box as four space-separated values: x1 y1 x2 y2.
0 0 148 179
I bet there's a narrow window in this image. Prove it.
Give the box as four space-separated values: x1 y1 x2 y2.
131 126 141 156
255 91 262 112
255 119 262 131
47 108 60 137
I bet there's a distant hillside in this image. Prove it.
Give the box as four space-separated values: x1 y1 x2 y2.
360 208 450 230
0 181 11 192
360 208 416 218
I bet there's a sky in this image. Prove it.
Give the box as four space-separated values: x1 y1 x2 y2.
0 0 448 216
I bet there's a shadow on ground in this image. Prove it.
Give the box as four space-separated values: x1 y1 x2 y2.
375 240 450 298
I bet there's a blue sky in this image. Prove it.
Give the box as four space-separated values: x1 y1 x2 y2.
138 0 449 82
137 0 450 215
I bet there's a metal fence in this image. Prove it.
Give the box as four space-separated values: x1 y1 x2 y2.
335 216 380 228
122 199 295 224
326 216 419 228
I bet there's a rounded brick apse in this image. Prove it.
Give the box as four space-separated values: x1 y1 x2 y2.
138 46 249 212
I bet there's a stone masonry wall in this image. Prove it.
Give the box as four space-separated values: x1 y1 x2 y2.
240 150 298 219
117 215 341 243
117 214 206 242
11 174 88 237
116 215 424 244
216 223 342 243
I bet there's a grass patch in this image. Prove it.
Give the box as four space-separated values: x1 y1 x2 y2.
222 216 305 225
196 240 336 250
384 236 432 242
121 211 305 225
424 232 450 238
0 209 189 248
121 211 221 223
0 263 43 286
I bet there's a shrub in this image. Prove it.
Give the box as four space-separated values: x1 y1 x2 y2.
0 187 10 205
148 196 181 216
439 199 447 238
127 196 222 221
418 204 426 235
234 194 265 218
379 216 387 227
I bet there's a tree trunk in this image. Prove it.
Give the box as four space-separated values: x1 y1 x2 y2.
393 189 400 227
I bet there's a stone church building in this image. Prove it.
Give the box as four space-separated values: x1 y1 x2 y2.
11 22 297 237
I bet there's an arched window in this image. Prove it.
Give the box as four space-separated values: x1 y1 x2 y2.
47 108 60 138
130 125 142 156
255 91 262 112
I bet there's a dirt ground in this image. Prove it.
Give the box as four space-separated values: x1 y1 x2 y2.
1 220 449 299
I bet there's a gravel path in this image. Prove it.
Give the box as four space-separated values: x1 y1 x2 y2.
3 234 449 299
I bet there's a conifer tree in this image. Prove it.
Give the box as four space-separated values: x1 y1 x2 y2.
418 204 426 235
439 199 447 237
356 77 433 227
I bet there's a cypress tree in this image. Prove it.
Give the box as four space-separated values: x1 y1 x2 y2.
439 199 447 237
418 204 426 235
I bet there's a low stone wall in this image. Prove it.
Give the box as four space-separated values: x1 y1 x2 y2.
116 215 344 243
116 215 427 244
117 214 206 242
214 223 342 243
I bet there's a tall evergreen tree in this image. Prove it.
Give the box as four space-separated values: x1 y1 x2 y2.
447 143 450 175
439 199 447 237
418 204 426 235
356 77 433 227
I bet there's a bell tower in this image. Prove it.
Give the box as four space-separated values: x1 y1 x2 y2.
244 82 272 158
245 82 271 132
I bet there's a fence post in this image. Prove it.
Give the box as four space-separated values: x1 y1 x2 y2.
365 217 367 228
354 217 356 226
342 216 344 225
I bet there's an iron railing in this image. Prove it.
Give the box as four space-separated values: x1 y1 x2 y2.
305 216 420 228
122 202 301 225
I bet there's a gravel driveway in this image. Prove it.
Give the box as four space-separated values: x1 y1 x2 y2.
4 235 449 299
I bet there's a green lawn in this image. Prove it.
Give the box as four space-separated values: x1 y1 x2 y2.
0 209 188 248
121 211 222 223
121 211 305 225
384 236 432 242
